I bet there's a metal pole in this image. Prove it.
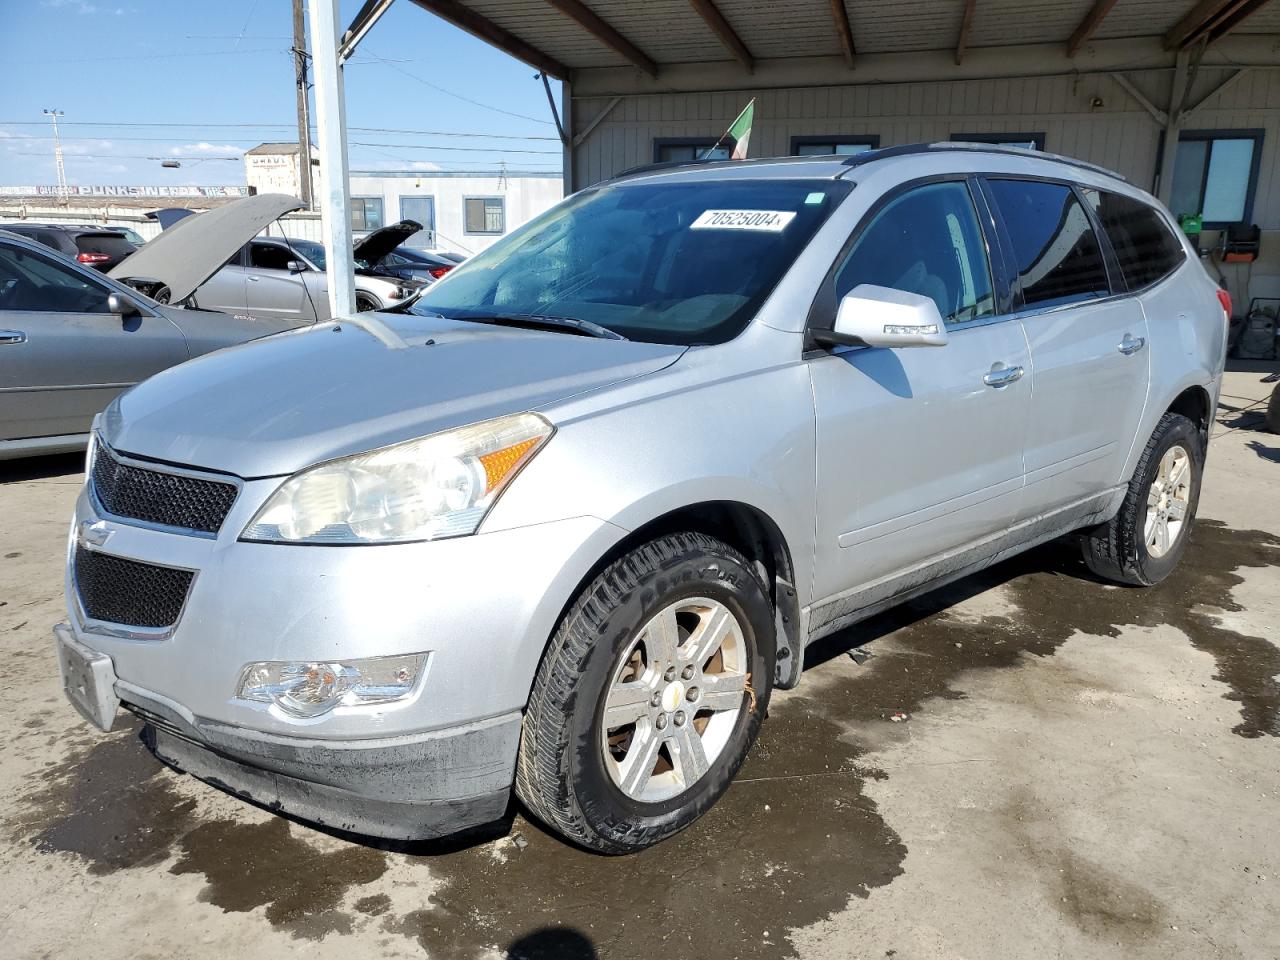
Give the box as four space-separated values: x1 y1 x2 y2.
307 0 356 318
44 109 67 202
292 0 313 209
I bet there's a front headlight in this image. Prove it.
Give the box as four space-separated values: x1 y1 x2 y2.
241 412 553 544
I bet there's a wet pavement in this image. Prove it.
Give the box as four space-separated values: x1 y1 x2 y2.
2 370 1277 960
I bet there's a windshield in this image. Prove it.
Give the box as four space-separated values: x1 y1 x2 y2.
413 178 851 345
289 239 326 269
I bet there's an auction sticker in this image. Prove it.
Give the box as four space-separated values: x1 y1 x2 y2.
691 209 796 232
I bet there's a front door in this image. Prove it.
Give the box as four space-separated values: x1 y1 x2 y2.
809 179 1030 610
0 240 189 441
244 241 309 321
982 178 1151 512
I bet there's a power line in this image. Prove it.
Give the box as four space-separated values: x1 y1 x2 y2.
12 133 561 154
7 47 285 65
0 120 559 141
358 47 555 126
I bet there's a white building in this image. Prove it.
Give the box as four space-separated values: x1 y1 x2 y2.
243 143 323 199
347 169 563 255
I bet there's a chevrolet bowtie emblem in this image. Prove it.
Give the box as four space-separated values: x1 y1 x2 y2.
77 520 112 549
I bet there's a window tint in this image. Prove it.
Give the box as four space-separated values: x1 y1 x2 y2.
1083 190 1184 290
249 243 296 271
655 141 730 163
986 179 1110 309
350 198 384 232
834 181 994 326
791 138 877 156
0 241 112 313
75 233 135 258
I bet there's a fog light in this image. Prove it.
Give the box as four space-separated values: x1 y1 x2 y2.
237 653 427 718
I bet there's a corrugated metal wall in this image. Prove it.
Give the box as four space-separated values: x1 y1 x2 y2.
569 67 1280 234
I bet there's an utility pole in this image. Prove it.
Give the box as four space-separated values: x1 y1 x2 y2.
43 109 67 202
291 0 314 208
308 0 356 318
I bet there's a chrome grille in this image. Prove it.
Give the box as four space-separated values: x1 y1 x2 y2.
74 546 194 629
91 444 237 534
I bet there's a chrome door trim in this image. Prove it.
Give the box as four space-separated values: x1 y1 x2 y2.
0 330 26 345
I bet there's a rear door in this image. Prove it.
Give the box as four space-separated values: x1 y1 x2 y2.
244 241 309 320
0 239 189 440
809 178 1031 606
983 177 1150 514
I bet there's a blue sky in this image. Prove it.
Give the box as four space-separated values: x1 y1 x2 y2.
2 0 564 186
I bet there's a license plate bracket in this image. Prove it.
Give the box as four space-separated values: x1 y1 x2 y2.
54 625 120 732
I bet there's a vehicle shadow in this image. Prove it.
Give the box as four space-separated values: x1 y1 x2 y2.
0 452 83 485
804 535 1100 671
1246 439 1280 463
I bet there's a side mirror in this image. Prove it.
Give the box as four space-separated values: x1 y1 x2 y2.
287 260 307 274
814 284 949 349
106 291 142 317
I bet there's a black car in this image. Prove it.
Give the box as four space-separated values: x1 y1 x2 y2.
372 246 465 283
0 223 137 272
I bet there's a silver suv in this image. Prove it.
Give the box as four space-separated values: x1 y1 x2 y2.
55 144 1227 853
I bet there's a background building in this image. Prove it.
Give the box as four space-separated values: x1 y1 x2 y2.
244 142 323 199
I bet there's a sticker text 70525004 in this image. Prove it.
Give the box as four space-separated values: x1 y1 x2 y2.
690 209 797 232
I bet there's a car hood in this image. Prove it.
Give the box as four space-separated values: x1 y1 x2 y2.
102 312 686 478
354 219 423 264
109 194 303 303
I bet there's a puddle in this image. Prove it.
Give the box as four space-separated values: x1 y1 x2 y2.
9 521 1278 957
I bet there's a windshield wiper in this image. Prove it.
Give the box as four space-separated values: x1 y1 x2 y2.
442 311 627 341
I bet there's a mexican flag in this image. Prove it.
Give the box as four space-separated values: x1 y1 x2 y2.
702 99 755 160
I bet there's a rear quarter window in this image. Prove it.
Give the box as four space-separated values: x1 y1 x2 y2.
1083 190 1185 291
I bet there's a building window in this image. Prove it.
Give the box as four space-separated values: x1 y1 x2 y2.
790 135 880 156
464 197 505 235
950 132 1046 151
351 197 384 232
653 138 731 163
1169 129 1263 227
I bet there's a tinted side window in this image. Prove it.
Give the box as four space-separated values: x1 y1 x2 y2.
0 242 112 313
1083 190 1185 290
986 179 1110 309
249 243 295 271
835 181 994 326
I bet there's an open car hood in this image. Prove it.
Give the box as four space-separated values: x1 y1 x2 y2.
109 193 303 303
354 219 423 264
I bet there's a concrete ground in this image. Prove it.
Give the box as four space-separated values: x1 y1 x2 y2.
1 370 1277 960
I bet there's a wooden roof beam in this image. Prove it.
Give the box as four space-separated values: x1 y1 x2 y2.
1067 0 1119 57
407 0 571 78
543 0 658 76
955 0 976 65
1165 0 1242 49
688 0 755 71
828 0 856 68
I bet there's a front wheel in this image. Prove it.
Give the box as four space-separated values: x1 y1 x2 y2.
355 293 379 312
515 532 775 853
1081 411 1203 585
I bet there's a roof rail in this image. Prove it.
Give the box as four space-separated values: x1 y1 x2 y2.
841 141 1127 182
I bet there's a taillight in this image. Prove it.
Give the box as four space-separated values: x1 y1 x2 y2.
77 251 110 264
427 265 453 279
1216 289 1232 322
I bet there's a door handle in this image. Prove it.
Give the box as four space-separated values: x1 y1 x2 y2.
247 275 261 282
0 330 26 345
983 364 1025 388
1118 334 1146 355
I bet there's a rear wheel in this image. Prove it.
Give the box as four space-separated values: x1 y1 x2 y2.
516 533 775 853
1081 412 1203 585
1266 384 1280 435
355 292 379 312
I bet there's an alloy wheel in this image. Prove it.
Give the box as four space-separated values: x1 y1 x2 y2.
1145 444 1192 558
601 597 749 803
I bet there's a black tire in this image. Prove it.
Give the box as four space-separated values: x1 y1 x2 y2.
355 293 379 312
152 285 171 304
515 532 776 854
1081 412 1204 586
1266 385 1280 435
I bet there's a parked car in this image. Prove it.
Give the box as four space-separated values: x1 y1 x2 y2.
107 225 148 247
54 144 1226 853
0 222 136 272
0 229 302 459
371 246 465 283
196 220 428 319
